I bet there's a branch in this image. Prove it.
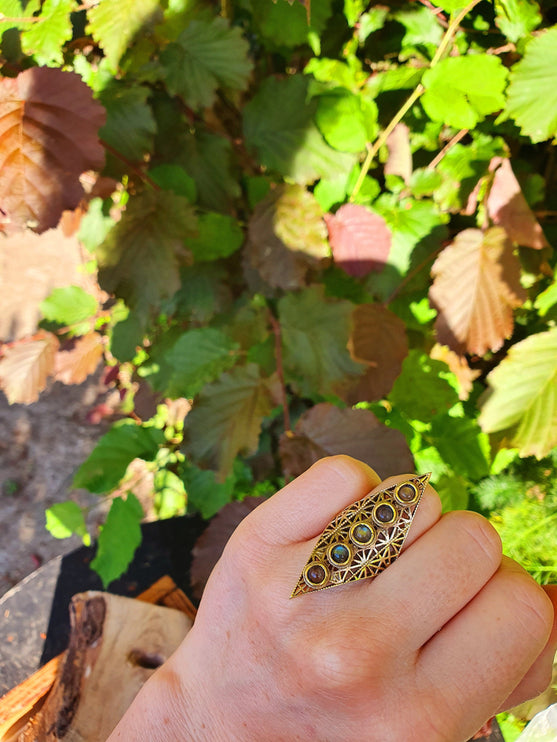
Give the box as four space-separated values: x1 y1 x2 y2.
426 128 469 170
269 312 291 434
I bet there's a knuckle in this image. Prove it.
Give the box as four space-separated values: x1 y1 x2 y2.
449 511 502 568
507 573 554 642
296 626 368 694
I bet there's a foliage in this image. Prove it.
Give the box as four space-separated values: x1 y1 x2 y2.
1 0 557 589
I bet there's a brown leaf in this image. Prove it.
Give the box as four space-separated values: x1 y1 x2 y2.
279 403 413 481
0 331 59 404
55 332 104 385
190 497 267 599
324 203 391 277
0 68 105 234
429 227 526 356
385 123 412 184
245 184 329 290
430 343 480 400
0 227 100 342
344 304 408 403
487 158 549 249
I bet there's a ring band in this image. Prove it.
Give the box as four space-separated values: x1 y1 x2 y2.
290 474 430 598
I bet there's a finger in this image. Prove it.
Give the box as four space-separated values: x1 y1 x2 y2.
417 557 554 739
497 584 557 711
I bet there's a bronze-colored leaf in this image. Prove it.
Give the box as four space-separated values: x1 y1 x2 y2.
55 332 104 385
245 184 329 290
190 497 267 599
279 403 413 481
345 304 408 403
0 68 105 233
429 227 526 356
324 203 391 277
487 158 549 249
0 331 59 404
430 343 480 401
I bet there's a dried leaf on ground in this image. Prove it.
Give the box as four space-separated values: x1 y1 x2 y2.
487 158 549 249
0 68 105 233
280 403 413 480
190 497 267 598
430 344 480 401
55 332 104 385
245 185 329 290
345 304 408 402
429 227 526 356
0 331 59 404
385 123 412 184
324 203 391 277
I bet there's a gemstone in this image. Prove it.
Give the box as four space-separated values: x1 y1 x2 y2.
351 523 373 546
374 502 396 524
305 563 327 585
397 483 417 503
329 544 350 565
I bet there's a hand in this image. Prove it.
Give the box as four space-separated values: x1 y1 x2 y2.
108 457 557 742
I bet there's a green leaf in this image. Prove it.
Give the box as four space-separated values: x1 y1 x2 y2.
305 57 363 91
96 189 197 315
78 198 116 252
73 420 164 493
183 364 278 476
20 0 73 65
87 0 162 71
186 212 244 262
315 88 377 153
110 307 146 362
389 350 459 421
184 464 234 519
279 285 364 398
432 0 467 12
495 0 541 43
505 28 557 143
148 164 197 202
393 5 443 52
243 75 355 185
535 280 557 316
90 493 143 588
422 55 508 129
164 327 239 398
40 286 98 326
435 473 469 513
160 17 252 110
479 328 557 458
173 264 229 323
154 469 186 519
45 501 91 546
252 0 333 49
430 414 490 480
98 83 156 162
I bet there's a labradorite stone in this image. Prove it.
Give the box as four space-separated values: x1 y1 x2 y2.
330 544 350 564
352 523 372 544
398 484 416 502
307 564 326 584
376 503 396 523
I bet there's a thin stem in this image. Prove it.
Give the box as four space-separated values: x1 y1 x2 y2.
383 245 444 306
269 312 291 434
100 140 161 191
427 128 469 170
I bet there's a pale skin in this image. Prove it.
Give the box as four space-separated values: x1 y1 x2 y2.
108 456 557 742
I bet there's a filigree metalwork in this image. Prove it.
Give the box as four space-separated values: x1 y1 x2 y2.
290 474 431 598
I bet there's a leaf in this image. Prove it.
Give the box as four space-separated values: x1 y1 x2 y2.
393 5 443 51
183 365 279 477
345 304 408 403
45 501 90 546
429 228 526 356
314 88 377 153
389 350 459 421
164 327 239 398
535 281 557 317
73 420 164 493
430 414 490 481
87 0 162 71
279 403 413 481
154 469 186 519
40 286 98 327
243 75 355 185
96 189 197 314
494 0 541 43
505 28 557 143
385 123 412 185
20 0 73 65
186 213 243 262
54 332 104 385
435 473 469 513
90 493 143 588
487 158 549 249
0 331 59 404
324 203 391 278
184 465 235 520
245 185 329 290
148 164 197 202
278 285 364 398
98 83 156 163
479 328 557 459
0 0 35 37
421 55 508 129
253 0 332 48
160 17 252 110
190 497 266 598
0 68 105 233
78 198 116 252
430 343 480 401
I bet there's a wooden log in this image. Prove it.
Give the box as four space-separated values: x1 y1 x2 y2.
17 591 192 741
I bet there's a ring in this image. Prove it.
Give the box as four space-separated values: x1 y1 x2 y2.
290 474 431 598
